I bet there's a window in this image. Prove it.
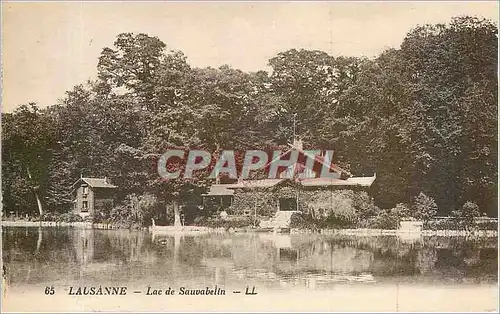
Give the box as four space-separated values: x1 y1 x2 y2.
82 186 89 195
279 198 298 211
221 196 234 208
82 201 89 212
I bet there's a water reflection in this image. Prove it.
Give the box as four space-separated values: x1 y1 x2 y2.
2 227 497 290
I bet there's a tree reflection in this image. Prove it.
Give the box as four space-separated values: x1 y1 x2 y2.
1 227 497 287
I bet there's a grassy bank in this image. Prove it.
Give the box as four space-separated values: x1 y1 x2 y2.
2 220 498 238
291 228 498 237
0 220 133 230
1 220 92 228
289 211 498 231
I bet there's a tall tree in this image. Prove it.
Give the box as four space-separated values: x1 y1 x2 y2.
2 104 56 215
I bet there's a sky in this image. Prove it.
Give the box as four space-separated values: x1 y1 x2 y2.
2 1 498 112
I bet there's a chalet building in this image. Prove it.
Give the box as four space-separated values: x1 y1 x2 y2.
71 177 117 217
202 139 376 225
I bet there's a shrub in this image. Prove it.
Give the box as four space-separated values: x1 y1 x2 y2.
354 191 380 220
424 216 497 231
39 212 84 222
193 216 208 226
225 191 280 217
194 215 255 229
56 212 84 223
289 211 356 230
107 193 160 228
83 215 94 223
361 208 400 229
323 213 357 228
477 219 498 230
93 201 114 223
40 212 58 222
225 216 256 228
391 203 411 220
289 212 318 230
451 201 481 229
424 218 462 230
306 190 357 221
412 192 438 222
358 203 406 229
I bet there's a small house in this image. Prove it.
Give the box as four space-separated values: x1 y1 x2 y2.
71 177 117 217
202 139 376 225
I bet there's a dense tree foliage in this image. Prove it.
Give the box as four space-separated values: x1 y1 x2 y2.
2 17 497 218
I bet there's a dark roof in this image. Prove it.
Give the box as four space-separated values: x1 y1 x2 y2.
71 177 117 190
205 140 375 192
212 179 284 189
292 144 351 177
209 174 376 191
242 140 352 182
203 186 235 196
300 176 376 187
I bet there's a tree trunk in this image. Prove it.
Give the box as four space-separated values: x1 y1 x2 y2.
26 166 43 216
35 194 43 216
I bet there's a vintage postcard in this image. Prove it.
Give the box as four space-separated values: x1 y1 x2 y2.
1 1 498 312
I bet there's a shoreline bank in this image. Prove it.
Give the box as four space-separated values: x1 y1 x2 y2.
291 228 498 237
1 220 498 237
1 221 120 229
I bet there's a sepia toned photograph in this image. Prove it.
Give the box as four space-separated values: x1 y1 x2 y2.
1 1 498 312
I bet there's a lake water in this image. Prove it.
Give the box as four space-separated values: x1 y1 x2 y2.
2 227 498 312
